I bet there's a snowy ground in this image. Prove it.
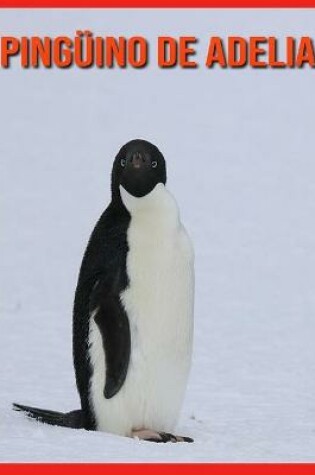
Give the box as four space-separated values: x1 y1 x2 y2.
1 8 315 462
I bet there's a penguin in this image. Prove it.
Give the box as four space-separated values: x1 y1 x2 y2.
14 139 194 443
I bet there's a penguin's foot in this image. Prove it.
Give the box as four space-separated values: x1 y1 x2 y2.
132 429 193 443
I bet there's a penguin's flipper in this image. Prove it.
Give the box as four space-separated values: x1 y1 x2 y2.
89 275 131 400
13 403 84 429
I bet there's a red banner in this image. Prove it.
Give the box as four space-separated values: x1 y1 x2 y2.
0 0 315 7
1 464 315 474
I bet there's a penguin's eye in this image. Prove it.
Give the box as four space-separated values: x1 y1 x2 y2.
120 158 126 167
152 161 158 168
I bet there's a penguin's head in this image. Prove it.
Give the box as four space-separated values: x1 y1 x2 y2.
112 139 167 199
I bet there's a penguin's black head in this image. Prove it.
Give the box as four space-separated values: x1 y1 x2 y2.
112 139 167 199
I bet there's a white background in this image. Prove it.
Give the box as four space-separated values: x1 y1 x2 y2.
1 9 315 461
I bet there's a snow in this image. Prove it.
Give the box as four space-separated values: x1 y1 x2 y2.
1 8 315 462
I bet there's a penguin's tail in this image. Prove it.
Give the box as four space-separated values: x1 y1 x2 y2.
13 403 85 429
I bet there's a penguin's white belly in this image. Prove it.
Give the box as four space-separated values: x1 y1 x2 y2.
89 184 194 437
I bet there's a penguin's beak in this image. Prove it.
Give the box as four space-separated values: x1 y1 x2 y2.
129 152 145 169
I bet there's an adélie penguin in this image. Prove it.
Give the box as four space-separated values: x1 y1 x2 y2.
14 139 195 443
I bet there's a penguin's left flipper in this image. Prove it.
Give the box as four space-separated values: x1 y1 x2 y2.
132 429 194 443
89 274 131 400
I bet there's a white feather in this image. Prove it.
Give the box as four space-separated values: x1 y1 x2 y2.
89 183 194 436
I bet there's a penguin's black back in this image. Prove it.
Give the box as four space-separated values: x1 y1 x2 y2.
73 200 131 429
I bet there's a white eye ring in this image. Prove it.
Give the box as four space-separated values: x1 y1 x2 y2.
152 161 158 168
120 158 126 167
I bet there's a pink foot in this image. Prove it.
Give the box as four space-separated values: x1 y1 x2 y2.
132 429 193 443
